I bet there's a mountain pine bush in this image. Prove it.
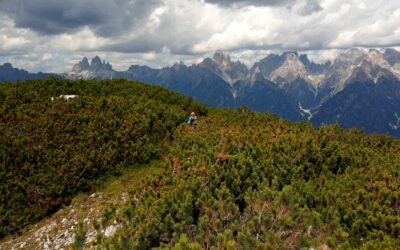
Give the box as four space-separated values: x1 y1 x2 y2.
100 108 400 249
1 77 399 249
0 77 207 238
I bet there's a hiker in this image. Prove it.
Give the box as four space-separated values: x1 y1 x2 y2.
187 112 197 126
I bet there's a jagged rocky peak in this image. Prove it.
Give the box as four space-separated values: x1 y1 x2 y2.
347 47 365 56
320 48 400 96
270 51 308 83
71 56 112 73
172 61 186 70
364 49 392 71
299 54 311 65
283 51 298 58
251 51 319 86
90 56 112 71
81 57 90 69
71 57 89 73
213 50 231 67
325 48 366 83
384 48 400 66
299 54 331 74
212 50 247 69
200 50 248 84
2 62 13 69
339 48 394 69
250 53 285 79
90 56 102 69
334 48 366 66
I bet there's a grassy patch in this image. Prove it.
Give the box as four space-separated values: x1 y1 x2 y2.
93 161 165 193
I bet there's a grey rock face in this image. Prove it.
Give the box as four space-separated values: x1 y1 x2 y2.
67 56 115 79
71 57 90 73
384 48 400 66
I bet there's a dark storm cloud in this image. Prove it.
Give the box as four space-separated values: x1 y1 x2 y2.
99 3 211 55
203 0 295 7
0 0 161 36
204 0 323 15
298 0 323 15
102 37 164 54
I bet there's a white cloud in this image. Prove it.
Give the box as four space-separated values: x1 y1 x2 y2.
303 49 342 63
192 0 400 53
0 0 400 72
0 16 35 53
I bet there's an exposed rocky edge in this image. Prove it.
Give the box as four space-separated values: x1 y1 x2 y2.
0 192 128 250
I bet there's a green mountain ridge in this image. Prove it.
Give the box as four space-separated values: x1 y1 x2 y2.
1 78 399 249
0 77 207 239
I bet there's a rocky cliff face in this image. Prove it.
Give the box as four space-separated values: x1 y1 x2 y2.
71 57 90 73
199 50 249 84
320 48 398 97
384 48 400 66
67 56 114 79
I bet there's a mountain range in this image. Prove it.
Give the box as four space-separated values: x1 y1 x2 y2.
1 48 400 137
0 63 55 82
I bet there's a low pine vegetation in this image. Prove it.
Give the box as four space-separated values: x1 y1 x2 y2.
0 77 206 238
102 108 400 249
1 78 400 249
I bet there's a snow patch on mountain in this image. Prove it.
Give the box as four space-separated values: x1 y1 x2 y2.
299 103 313 120
306 74 325 88
389 112 400 130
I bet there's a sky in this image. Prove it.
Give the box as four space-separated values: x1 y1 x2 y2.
0 0 399 73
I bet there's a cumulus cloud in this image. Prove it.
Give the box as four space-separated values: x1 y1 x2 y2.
0 15 37 56
100 0 224 54
193 0 400 53
0 0 161 36
0 0 400 72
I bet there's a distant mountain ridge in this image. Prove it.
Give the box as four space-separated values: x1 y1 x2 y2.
0 63 59 82
64 47 400 137
1 48 400 137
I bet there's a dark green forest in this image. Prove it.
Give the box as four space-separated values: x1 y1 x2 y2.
1 78 400 248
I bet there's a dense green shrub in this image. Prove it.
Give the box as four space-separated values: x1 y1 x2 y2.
102 108 400 249
0 77 207 238
2 77 399 248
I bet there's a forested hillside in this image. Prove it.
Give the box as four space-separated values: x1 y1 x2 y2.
1 78 399 249
0 77 207 238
